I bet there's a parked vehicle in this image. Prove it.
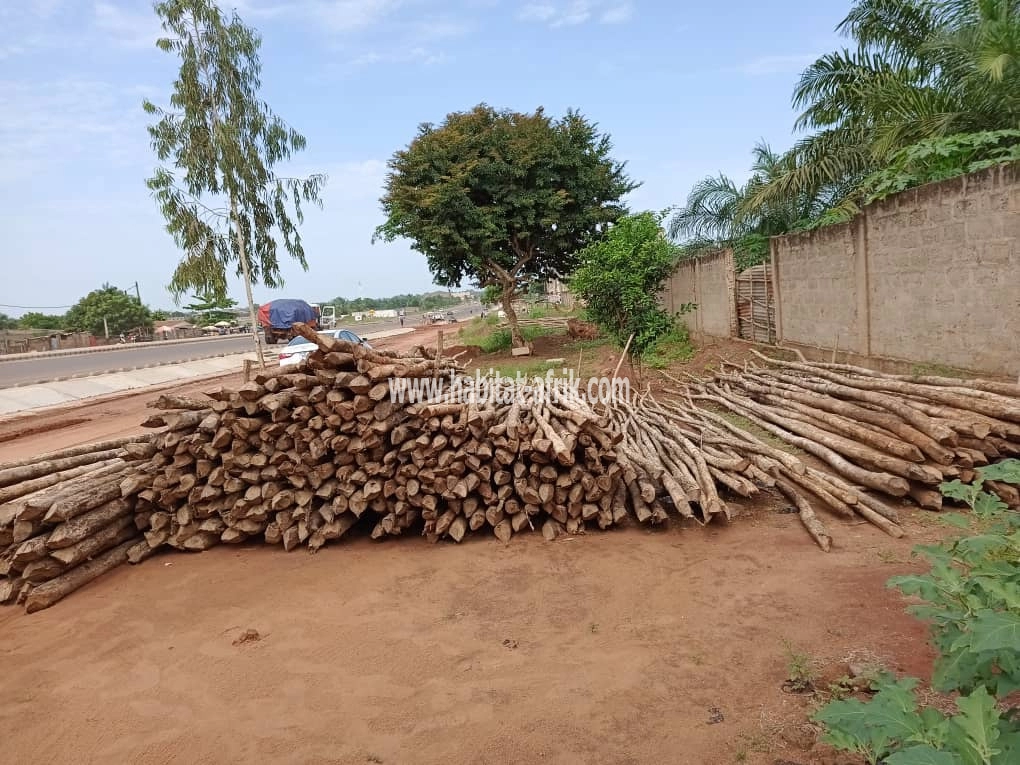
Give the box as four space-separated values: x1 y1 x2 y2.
278 328 372 367
257 299 320 345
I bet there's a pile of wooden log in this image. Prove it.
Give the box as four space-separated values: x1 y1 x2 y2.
648 351 1020 547
0 435 156 612
128 324 626 551
2 327 1018 613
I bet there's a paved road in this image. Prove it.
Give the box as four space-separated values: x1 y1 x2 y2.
0 306 479 388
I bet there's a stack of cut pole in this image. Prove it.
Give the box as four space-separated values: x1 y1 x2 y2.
2 334 1018 613
129 322 624 555
661 351 1020 538
0 435 157 612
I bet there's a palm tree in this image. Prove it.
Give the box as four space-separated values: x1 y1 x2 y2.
746 0 1020 217
669 142 846 250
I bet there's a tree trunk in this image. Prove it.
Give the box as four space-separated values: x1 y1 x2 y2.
231 194 266 369
499 282 524 347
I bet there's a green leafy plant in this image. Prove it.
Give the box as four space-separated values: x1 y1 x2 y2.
783 641 816 693
374 103 635 347
571 211 691 356
861 130 1020 204
814 459 1020 764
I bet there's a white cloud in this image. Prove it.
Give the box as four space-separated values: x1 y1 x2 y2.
600 3 632 24
348 45 447 67
93 1 163 49
518 4 557 22
414 19 471 40
236 0 400 31
740 53 819 75
0 78 150 185
517 1 634 27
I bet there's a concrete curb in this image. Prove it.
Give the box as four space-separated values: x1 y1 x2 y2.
0 334 255 363
2 349 260 389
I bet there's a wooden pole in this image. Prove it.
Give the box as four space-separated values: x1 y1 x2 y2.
612 333 635 382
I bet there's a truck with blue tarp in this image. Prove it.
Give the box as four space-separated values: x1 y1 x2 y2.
256 299 320 344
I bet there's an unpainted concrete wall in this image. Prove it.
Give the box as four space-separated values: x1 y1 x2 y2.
772 163 1020 375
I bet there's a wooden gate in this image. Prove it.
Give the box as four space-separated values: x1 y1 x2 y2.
735 264 776 344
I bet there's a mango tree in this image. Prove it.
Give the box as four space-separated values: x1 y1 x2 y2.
375 104 636 346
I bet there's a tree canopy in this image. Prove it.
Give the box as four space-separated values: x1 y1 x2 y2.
17 313 66 330
322 291 466 314
64 285 154 336
375 103 636 344
145 0 325 357
184 289 239 324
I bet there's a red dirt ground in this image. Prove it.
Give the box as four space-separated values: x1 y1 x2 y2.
0 326 949 764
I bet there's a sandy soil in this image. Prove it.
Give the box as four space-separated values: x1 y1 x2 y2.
0 509 942 765
0 323 946 764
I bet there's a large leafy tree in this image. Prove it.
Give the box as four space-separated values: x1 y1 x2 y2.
64 285 153 337
0 313 18 330
144 0 326 360
375 104 636 345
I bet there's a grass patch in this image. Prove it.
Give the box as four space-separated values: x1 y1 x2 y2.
458 317 558 354
639 328 695 369
456 315 500 347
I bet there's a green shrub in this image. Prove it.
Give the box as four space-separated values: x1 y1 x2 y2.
571 211 693 355
813 459 1020 764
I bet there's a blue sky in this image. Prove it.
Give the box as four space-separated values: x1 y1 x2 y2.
0 0 850 315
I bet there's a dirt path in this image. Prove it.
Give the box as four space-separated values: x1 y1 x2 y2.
0 506 940 765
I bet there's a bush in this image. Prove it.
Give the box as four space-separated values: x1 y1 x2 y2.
570 211 692 355
814 459 1020 764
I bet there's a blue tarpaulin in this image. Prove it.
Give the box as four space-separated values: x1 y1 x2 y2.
260 299 317 329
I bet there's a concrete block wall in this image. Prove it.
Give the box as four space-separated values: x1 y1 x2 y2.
773 162 1020 376
771 224 860 352
693 250 736 337
664 260 699 329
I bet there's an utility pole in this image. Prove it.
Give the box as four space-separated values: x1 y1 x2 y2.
103 316 109 339
134 282 142 304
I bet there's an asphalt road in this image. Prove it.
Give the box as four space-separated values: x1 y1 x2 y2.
0 306 479 388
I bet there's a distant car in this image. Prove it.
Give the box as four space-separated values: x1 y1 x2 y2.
445 310 457 323
278 328 372 367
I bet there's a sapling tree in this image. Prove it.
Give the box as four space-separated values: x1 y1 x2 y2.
144 0 325 360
